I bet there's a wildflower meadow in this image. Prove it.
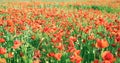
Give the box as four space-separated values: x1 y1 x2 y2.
0 0 120 63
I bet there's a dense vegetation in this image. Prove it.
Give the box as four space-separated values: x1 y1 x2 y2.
0 1 120 63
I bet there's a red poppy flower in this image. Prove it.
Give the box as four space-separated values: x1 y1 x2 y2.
33 50 41 59
74 50 80 56
69 36 77 42
93 59 99 63
69 40 75 47
7 20 14 26
0 47 6 55
0 38 5 43
21 26 27 30
115 35 120 43
95 39 109 48
88 34 95 40
67 46 76 53
54 53 62 61
102 60 111 63
75 56 82 63
101 51 116 62
55 43 64 50
8 52 14 58
47 52 55 57
70 54 82 63
12 40 22 49
9 26 15 33
70 49 82 63
43 27 50 33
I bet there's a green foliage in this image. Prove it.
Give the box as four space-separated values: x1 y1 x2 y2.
71 5 120 13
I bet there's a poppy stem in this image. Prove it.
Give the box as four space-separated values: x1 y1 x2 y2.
101 48 104 54
100 48 104 61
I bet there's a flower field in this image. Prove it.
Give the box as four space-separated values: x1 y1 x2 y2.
0 0 120 63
